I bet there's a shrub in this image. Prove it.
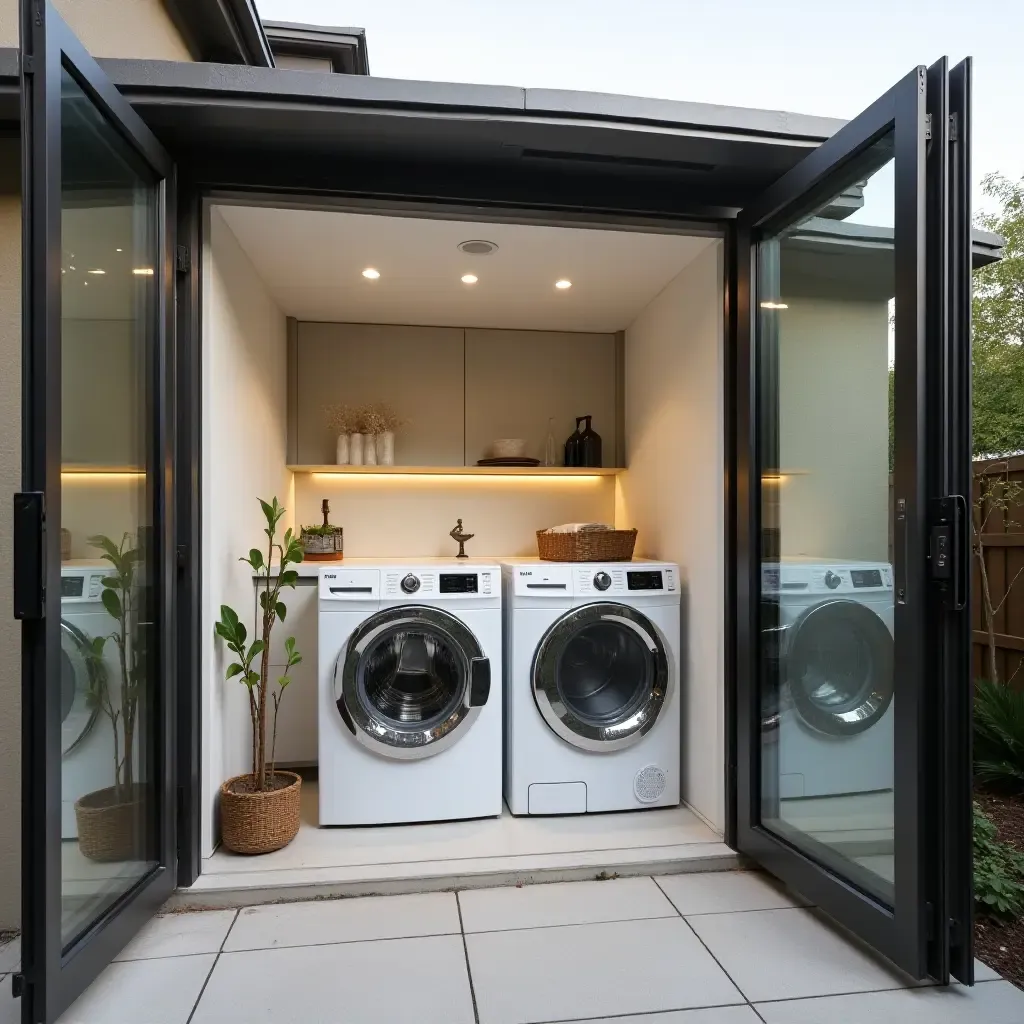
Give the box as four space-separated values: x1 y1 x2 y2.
974 802 1024 919
974 678 1024 789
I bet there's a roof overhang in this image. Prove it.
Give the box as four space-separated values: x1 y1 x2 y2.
162 0 273 66
264 21 369 75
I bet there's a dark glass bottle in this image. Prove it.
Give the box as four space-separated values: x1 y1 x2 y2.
564 417 584 467
579 415 602 467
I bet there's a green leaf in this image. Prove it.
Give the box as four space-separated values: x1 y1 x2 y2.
226 663 244 679
259 498 275 526
249 639 265 660
280 570 299 588
284 636 296 655
101 588 122 620
277 674 291 689
276 602 287 622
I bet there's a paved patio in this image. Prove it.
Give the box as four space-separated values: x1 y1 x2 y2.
1 871 1022 1022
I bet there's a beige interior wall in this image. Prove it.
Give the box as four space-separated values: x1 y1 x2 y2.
0 0 193 59
202 209 290 856
616 239 726 833
294 473 616 559
776 298 889 562
0 193 20 929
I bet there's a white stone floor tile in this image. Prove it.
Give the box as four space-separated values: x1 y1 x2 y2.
0 940 18 975
568 1009 762 1024
55 954 216 1024
974 957 1002 982
688 908 916 1003
114 909 237 960
466 916 743 1024
755 979 1024 1023
190 935 474 1024
223 891 460 951
459 876 676 933
656 870 806 915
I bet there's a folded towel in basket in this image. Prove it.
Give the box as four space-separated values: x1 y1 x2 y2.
543 523 613 534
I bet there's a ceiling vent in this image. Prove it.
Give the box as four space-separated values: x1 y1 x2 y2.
457 240 499 255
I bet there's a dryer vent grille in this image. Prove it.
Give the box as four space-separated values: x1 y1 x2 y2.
633 764 667 804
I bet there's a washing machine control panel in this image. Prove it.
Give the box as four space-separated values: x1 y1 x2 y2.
382 568 496 600
593 571 612 591
401 573 421 594
60 570 106 603
824 570 842 590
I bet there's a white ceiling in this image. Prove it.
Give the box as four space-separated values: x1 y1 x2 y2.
216 206 715 333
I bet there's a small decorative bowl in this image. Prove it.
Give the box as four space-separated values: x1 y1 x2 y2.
490 438 527 458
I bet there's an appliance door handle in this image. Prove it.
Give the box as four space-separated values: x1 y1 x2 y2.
469 656 490 706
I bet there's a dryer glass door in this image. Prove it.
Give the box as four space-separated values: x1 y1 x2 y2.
335 606 491 759
532 603 669 751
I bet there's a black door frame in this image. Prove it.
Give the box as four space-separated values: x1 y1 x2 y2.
16 3 177 1020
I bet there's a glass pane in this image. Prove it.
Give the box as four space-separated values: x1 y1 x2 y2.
558 622 652 725
758 135 896 905
59 66 160 947
360 628 465 727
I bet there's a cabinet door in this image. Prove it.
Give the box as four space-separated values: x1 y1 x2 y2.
266 580 318 764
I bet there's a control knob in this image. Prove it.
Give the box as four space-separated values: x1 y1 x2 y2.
824 570 842 590
401 573 421 594
593 571 612 591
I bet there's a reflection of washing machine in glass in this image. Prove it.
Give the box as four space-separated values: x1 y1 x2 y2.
502 559 681 815
762 561 894 799
61 564 119 839
318 561 502 825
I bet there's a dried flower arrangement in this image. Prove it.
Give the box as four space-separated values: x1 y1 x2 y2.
360 403 403 436
325 403 359 435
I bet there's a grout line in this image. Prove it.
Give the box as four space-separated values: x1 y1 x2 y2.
218 909 241 953
185 910 238 1024
535 1000 753 1023
455 893 481 1024
463 912 678 937
652 876 754 1011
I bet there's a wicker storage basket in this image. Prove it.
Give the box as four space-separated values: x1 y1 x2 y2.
537 528 637 562
75 785 145 862
220 771 302 855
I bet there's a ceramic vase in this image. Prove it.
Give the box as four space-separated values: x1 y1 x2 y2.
335 433 350 465
377 431 395 466
349 432 365 466
364 435 378 465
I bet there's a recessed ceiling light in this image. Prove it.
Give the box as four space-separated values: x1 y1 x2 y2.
760 301 789 310
115 248 123 253
69 265 76 271
133 268 154 276
555 279 572 290
362 268 381 280
458 240 498 255
87 269 105 275
461 274 478 285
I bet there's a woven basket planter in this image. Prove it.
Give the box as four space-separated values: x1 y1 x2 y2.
220 771 301 855
75 784 145 862
537 528 638 562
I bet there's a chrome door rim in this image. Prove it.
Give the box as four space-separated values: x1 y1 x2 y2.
785 599 894 736
60 619 101 756
532 602 670 752
335 605 488 760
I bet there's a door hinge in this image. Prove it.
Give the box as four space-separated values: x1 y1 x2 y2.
176 245 191 274
20 53 34 74
12 973 24 998
177 544 188 573
929 495 967 610
949 113 959 142
924 113 932 140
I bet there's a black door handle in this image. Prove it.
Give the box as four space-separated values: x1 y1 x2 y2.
13 492 45 620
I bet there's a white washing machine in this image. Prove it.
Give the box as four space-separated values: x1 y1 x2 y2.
502 559 681 815
318 559 503 825
762 560 895 799
60 563 119 838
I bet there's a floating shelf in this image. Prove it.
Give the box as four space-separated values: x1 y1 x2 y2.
288 465 622 477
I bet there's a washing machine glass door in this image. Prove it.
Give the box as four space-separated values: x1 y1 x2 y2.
60 619 100 756
533 602 670 752
335 606 490 760
786 599 894 736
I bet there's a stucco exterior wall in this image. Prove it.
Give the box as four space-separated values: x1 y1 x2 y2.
0 0 193 933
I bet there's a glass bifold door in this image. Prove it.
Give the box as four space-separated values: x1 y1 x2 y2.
15 2 975 1017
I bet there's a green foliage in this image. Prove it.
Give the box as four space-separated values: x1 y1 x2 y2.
973 173 1024 457
301 524 342 537
216 497 304 791
974 802 1024 919
975 678 1024 788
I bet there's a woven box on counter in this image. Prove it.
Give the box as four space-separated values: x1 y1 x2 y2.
536 528 637 562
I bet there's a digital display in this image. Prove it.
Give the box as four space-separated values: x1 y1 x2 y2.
851 569 883 588
61 576 84 598
440 574 478 594
627 571 663 591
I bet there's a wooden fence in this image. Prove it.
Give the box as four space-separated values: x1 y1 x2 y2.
972 455 1024 688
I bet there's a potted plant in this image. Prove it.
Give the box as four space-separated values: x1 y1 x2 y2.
215 497 305 855
75 533 146 862
301 498 344 561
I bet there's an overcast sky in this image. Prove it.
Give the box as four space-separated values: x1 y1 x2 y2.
256 0 1021 216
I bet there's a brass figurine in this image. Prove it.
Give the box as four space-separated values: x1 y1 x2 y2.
449 518 474 559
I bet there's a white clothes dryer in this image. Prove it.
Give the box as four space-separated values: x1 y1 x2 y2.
60 563 119 839
761 560 895 799
318 559 503 825
502 559 681 815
